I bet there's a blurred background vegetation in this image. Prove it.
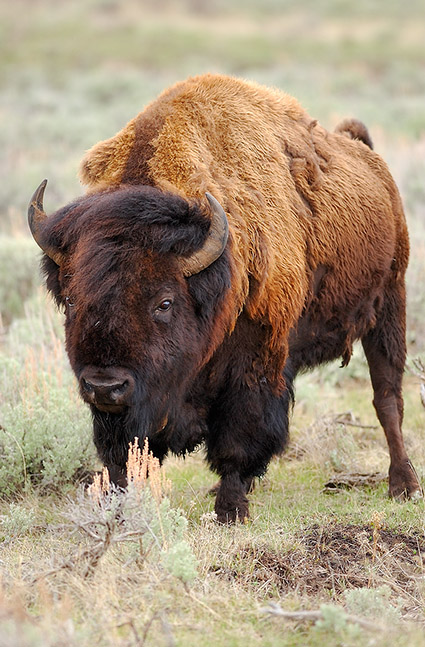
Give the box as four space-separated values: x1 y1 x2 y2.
2 0 425 221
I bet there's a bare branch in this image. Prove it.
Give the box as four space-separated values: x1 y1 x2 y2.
260 602 387 632
333 412 378 430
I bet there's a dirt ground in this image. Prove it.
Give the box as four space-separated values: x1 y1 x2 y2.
213 522 425 618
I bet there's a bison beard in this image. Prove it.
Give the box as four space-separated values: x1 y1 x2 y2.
90 371 209 477
29 74 421 523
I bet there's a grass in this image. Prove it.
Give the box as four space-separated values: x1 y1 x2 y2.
1 426 424 646
1 0 425 645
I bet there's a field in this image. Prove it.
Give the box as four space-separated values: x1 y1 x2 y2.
1 1 425 645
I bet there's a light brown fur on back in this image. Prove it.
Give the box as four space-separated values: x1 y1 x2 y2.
78 74 408 378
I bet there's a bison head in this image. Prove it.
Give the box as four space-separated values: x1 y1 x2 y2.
28 180 230 469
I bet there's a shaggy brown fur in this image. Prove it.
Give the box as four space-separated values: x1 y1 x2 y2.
79 75 402 382
36 74 420 522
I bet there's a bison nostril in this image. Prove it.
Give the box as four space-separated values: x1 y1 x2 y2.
113 380 129 394
82 378 94 394
110 381 129 400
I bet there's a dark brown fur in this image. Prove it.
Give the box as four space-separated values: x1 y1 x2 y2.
38 75 420 523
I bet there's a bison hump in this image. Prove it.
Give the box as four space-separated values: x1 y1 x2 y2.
79 119 137 191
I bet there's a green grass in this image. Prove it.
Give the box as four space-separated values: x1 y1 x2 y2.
1 0 425 645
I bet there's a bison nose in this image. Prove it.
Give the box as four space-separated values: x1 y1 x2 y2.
79 367 135 412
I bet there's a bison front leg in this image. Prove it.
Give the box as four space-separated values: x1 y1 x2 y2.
206 375 293 523
104 463 128 488
362 285 421 500
213 474 253 524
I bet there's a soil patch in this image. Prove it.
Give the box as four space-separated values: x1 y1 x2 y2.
212 523 425 603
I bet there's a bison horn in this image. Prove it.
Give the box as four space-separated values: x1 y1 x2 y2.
28 179 65 266
179 192 229 277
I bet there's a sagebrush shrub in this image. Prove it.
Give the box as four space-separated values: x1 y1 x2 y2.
60 439 198 583
0 294 95 494
0 502 36 540
0 236 40 324
344 586 402 623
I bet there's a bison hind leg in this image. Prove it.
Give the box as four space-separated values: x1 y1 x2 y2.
362 285 421 500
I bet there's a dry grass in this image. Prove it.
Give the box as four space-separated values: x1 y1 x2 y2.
0 440 200 646
0 416 425 646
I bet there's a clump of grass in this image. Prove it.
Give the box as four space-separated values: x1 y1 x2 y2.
0 440 199 646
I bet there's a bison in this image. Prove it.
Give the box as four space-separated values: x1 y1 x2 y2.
28 74 421 522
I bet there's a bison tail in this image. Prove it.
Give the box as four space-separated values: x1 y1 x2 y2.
335 118 374 150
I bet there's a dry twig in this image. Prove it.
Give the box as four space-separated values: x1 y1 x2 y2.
260 602 387 632
333 412 378 430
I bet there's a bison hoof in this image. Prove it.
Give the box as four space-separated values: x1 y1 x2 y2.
389 459 422 501
215 495 249 524
390 487 423 502
215 506 249 525
214 473 251 523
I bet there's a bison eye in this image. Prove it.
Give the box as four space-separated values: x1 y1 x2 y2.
156 299 173 312
64 295 76 317
152 296 175 322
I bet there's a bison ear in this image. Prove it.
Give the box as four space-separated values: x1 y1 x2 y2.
178 193 229 277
